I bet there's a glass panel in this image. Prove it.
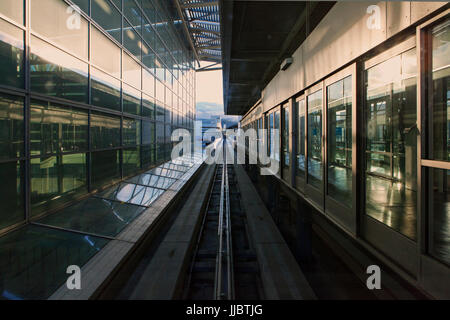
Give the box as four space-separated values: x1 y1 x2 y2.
365 48 417 240
123 53 141 89
71 0 89 14
123 117 141 146
91 0 122 43
282 105 289 167
91 27 121 78
0 18 24 88
296 99 306 177
90 112 121 150
307 90 323 189
142 94 155 119
97 183 163 207
31 0 89 59
0 0 24 24
91 67 121 111
430 20 450 161
156 101 164 122
428 168 450 266
0 93 24 161
141 144 155 168
30 36 88 103
327 76 352 206
39 197 145 237
123 147 141 177
0 161 24 230
123 84 141 116
30 153 87 216
124 0 142 34
0 225 108 300
124 21 141 60
143 69 155 98
30 100 88 156
142 120 155 145
127 173 175 189
269 113 273 158
91 149 120 189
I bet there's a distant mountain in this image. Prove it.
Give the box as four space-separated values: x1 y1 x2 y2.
196 101 224 120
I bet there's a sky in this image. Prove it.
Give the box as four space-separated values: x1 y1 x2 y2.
195 61 224 108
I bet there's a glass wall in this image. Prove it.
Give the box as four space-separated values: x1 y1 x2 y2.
282 104 290 167
365 48 417 240
295 98 306 181
307 90 323 189
327 76 352 206
0 0 196 231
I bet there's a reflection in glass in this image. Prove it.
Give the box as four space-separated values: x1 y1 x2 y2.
295 99 306 178
431 20 450 161
0 19 24 88
39 197 145 237
124 21 141 60
91 27 121 78
143 94 155 119
30 36 88 103
90 112 121 150
91 67 121 111
92 0 122 42
31 0 89 59
123 147 141 177
141 144 155 168
0 225 108 299
98 182 163 207
307 90 323 189
0 161 24 230
327 76 352 206
30 100 88 156
429 168 450 266
282 105 289 167
91 149 120 189
123 53 141 89
0 93 24 161
142 120 155 145
123 118 141 146
365 48 417 240
123 84 141 116
0 0 24 24
31 153 87 216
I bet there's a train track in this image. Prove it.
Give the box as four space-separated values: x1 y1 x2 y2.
184 140 263 300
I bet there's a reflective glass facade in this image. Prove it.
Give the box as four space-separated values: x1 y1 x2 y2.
0 0 196 232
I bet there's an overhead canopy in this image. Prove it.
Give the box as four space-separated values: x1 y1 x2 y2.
220 1 335 115
176 0 222 65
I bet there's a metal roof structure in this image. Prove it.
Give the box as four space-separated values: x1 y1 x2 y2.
175 0 222 68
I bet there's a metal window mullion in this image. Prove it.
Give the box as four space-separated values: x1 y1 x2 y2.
24 0 31 223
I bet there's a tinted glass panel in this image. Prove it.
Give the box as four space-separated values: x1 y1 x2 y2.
282 105 289 167
92 0 122 43
30 100 88 156
123 53 141 89
141 144 155 168
143 94 155 119
307 90 323 189
295 99 306 177
0 93 24 161
124 0 142 34
123 147 141 177
39 197 145 238
0 225 108 299
123 84 141 116
123 117 141 146
30 36 88 103
327 76 352 206
365 48 417 240
431 20 450 161
91 67 121 111
428 168 450 266
0 161 24 230
90 112 121 149
30 153 87 216
142 120 155 145
91 149 120 189
124 21 141 60
0 19 24 88
31 0 89 59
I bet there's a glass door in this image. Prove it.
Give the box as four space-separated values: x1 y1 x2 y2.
294 96 306 192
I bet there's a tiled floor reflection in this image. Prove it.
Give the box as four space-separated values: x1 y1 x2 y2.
365 175 417 240
327 166 352 207
0 225 108 300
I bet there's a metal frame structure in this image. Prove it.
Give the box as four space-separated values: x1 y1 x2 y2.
175 0 222 70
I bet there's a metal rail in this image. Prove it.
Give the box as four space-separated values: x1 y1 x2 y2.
214 139 235 300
